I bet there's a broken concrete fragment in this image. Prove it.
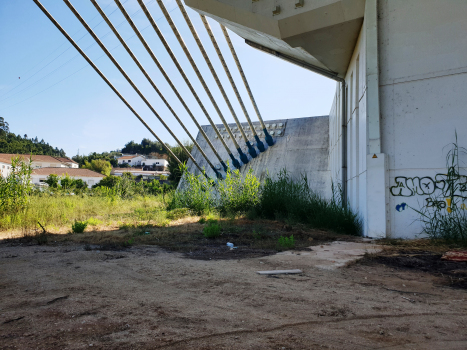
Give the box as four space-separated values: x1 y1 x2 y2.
256 269 302 275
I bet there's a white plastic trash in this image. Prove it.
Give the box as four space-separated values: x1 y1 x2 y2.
226 242 237 249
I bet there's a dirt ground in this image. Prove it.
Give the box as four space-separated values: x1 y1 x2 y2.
1 237 467 350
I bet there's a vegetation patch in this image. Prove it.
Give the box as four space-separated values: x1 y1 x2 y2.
72 220 88 234
203 222 221 238
278 235 295 249
170 168 362 236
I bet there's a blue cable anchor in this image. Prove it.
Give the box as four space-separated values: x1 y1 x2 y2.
246 140 258 158
229 153 241 169
263 128 275 146
254 135 266 152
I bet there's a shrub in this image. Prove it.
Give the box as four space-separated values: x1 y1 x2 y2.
169 166 214 215
95 175 121 189
83 159 112 176
0 157 33 213
72 220 88 233
258 171 362 236
73 178 88 190
413 134 467 244
170 167 361 236
278 235 295 249
44 174 59 188
59 175 74 191
217 169 260 214
203 222 221 238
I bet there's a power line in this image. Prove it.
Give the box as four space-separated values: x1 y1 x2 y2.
0 0 158 104
0 2 175 112
0 0 129 98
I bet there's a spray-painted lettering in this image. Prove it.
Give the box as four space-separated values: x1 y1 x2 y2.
390 169 467 200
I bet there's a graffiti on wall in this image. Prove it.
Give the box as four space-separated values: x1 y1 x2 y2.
390 169 467 200
391 167 467 213
395 203 407 212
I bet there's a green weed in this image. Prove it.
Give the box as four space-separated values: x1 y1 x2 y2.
86 217 102 226
412 133 467 244
71 220 88 234
203 222 221 238
252 229 263 240
122 237 135 247
278 235 295 249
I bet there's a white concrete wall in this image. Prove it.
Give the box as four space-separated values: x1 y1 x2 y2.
329 22 368 235
379 0 467 238
330 0 467 238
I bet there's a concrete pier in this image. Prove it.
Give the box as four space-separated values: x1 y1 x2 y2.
186 116 331 198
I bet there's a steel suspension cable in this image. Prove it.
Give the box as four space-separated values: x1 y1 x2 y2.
130 0 242 170
221 25 274 146
90 0 221 179
143 0 248 167
62 0 207 178
32 0 183 171
112 0 229 173
199 15 266 154
168 0 258 159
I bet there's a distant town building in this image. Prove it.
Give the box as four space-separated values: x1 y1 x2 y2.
116 154 168 170
111 168 170 181
31 168 105 188
0 154 78 178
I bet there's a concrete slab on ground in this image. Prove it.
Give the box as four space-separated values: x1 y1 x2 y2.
262 241 382 270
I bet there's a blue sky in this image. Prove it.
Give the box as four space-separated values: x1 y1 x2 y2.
0 0 336 157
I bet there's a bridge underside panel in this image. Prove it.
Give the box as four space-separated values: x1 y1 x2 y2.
187 116 331 199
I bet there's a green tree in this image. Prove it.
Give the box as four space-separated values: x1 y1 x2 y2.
83 159 112 176
44 174 60 188
0 116 9 134
95 175 121 189
60 174 74 191
73 178 88 190
0 117 66 157
168 142 193 184
0 157 33 212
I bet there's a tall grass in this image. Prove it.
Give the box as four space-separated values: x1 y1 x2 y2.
168 170 214 215
171 169 362 236
413 134 467 243
0 194 166 232
257 171 362 235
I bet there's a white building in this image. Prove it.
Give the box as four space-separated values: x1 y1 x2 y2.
117 154 168 169
0 154 78 178
31 168 105 188
142 158 169 168
187 0 467 239
0 160 12 178
117 154 146 166
111 168 170 181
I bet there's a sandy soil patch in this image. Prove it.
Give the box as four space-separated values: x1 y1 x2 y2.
1 240 466 349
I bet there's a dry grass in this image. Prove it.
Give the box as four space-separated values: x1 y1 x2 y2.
0 195 167 235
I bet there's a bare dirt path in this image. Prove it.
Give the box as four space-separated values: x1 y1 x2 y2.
1 243 466 349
